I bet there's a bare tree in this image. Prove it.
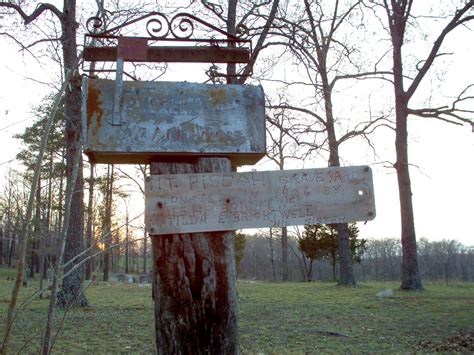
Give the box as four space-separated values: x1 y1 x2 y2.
116 164 149 273
201 0 280 84
266 105 302 281
0 1 89 308
268 0 391 286
372 0 474 290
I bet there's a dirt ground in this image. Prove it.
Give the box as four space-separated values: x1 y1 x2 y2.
416 329 474 352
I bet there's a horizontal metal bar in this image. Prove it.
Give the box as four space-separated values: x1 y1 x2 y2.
83 46 251 63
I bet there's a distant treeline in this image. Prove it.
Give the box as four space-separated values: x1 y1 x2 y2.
237 234 474 283
2 222 473 284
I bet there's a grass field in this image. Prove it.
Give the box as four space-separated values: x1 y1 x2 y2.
1 267 473 353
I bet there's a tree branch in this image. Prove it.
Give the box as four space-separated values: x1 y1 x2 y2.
267 104 327 127
0 2 63 24
406 1 474 100
238 0 280 83
408 84 474 125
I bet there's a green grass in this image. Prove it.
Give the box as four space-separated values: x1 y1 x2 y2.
1 267 473 353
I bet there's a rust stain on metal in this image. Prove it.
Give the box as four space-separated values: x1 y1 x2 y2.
209 88 227 106
87 81 103 130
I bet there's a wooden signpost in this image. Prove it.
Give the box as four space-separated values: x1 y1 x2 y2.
82 11 376 355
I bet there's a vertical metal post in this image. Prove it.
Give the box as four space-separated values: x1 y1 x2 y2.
113 57 124 126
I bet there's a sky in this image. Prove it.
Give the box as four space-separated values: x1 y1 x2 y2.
0 3 473 247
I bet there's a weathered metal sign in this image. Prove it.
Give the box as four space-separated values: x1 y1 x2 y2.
82 78 266 165
145 166 376 235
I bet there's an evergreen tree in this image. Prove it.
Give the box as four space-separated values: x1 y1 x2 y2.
299 223 366 282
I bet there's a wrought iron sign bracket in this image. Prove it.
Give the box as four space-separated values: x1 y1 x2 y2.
83 11 252 125
83 11 252 68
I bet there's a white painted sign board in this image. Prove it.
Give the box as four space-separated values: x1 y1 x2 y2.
145 166 376 235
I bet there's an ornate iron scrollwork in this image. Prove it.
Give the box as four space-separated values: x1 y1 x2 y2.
83 10 252 77
86 11 248 42
145 13 171 39
168 14 194 39
86 10 113 35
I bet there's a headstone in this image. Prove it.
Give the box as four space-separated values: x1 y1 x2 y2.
139 274 152 284
376 289 394 298
109 277 119 284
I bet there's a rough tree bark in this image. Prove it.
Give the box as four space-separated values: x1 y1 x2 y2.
150 158 237 354
57 0 89 307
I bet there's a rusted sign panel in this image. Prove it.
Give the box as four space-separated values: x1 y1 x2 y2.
82 78 266 165
145 166 376 235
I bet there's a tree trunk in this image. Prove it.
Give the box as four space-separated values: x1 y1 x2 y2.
85 163 94 280
125 209 129 274
308 259 313 281
281 226 289 281
337 224 355 286
269 228 276 282
319 52 355 286
57 154 65 232
5 182 13 267
391 11 423 291
57 0 88 307
103 164 113 282
226 0 237 84
141 166 148 274
299 251 310 282
43 153 53 284
30 178 42 279
8 234 15 267
0 227 3 265
331 250 337 282
143 228 148 274
39 254 45 290
396 147 422 290
150 158 237 354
